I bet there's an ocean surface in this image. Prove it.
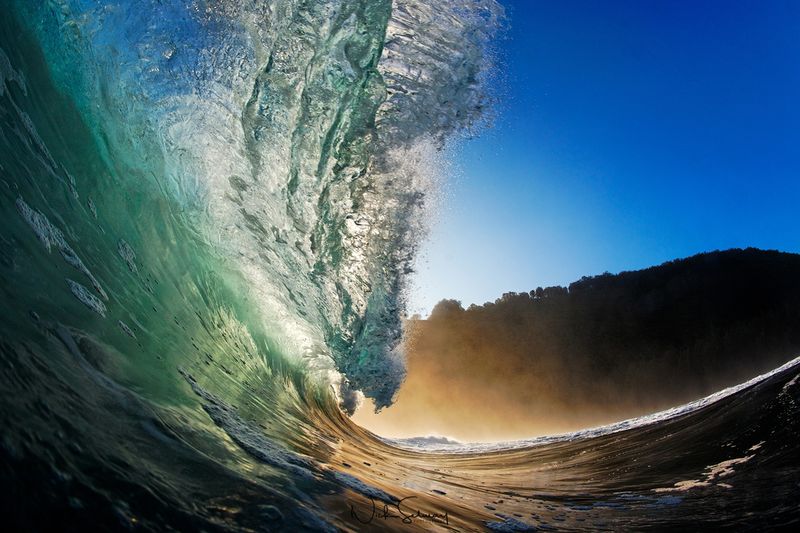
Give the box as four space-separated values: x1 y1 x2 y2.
1 1 799 530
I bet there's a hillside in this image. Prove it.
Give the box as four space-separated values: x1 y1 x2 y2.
380 248 800 438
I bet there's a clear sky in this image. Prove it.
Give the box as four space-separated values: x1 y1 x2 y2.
408 0 800 316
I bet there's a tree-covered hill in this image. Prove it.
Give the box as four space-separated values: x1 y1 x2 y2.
409 248 800 421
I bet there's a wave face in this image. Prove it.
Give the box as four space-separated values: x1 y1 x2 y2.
2 1 800 531
3 0 500 410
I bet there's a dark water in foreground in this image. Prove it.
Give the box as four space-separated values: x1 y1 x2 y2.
3 327 800 531
1 1 799 530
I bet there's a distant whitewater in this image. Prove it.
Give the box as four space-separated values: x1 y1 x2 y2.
1 1 799 531
388 355 800 453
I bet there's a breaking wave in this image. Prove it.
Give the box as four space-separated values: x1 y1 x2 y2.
3 1 800 531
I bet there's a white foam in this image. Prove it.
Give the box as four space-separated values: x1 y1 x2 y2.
16 197 108 301
67 279 107 317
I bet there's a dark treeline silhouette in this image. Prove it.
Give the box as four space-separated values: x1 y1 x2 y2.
407 248 800 428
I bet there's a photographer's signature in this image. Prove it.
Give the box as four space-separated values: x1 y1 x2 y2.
349 496 449 525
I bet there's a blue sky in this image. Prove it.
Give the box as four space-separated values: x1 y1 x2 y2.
409 0 800 316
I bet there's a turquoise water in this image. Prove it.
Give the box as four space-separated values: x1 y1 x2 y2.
2 0 499 411
2 1 800 531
